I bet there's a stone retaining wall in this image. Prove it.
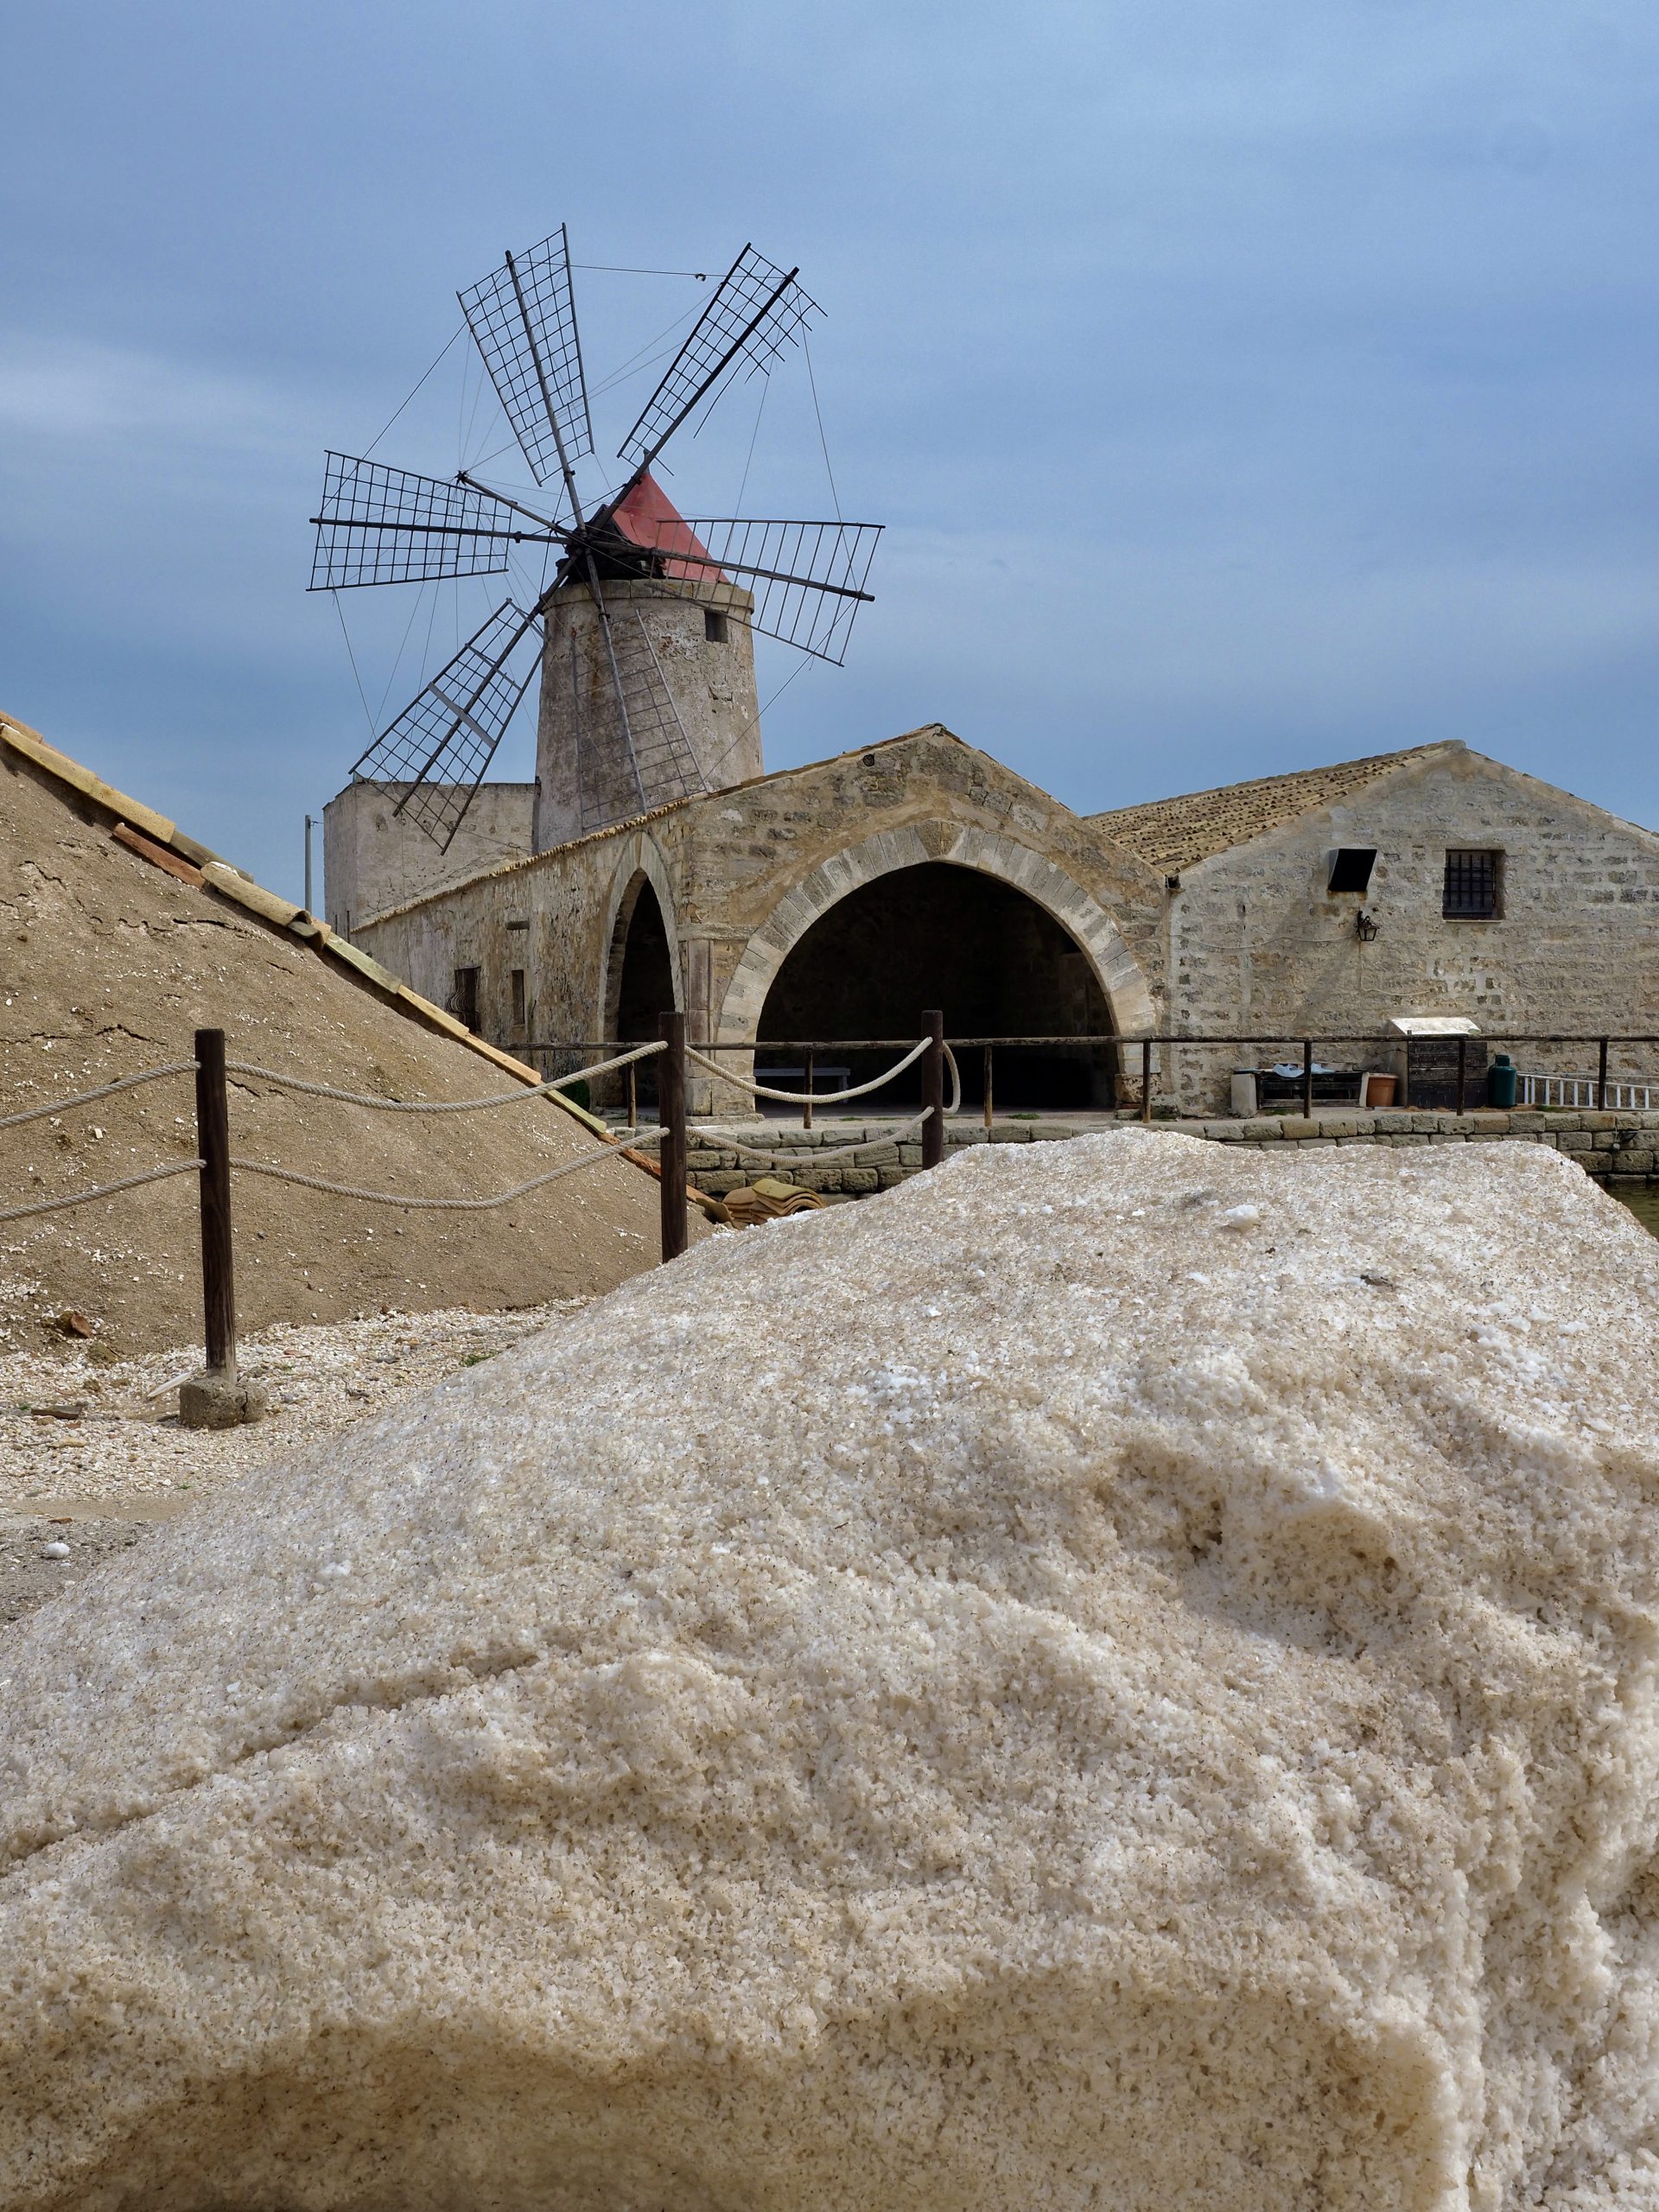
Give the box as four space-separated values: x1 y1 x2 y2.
682 1107 1659 1199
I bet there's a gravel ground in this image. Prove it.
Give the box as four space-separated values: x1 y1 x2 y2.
0 1300 585 1623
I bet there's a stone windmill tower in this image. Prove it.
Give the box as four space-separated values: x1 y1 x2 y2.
530 471 760 849
311 229 880 858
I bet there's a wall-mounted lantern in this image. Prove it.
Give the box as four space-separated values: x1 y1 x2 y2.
1355 908 1379 943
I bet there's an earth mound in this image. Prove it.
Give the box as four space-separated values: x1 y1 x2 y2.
1 728 673 1353
2 1131 1658 2209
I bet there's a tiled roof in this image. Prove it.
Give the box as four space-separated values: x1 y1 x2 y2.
1087 744 1458 874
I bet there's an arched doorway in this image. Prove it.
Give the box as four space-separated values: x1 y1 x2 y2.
756 861 1116 1109
612 877 675 1107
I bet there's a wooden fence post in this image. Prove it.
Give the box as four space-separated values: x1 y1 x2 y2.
1141 1039 1153 1122
180 1028 264 1428
658 1011 688 1263
804 1045 814 1131
921 1009 945 1170
194 1027 236 1376
1599 1036 1610 1110
1300 1039 1314 1119
982 1043 994 1131
1456 1034 1467 1116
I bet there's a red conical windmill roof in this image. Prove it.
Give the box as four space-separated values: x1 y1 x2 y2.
607 471 726 583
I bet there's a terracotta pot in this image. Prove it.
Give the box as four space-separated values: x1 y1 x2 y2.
1363 1073 1398 1109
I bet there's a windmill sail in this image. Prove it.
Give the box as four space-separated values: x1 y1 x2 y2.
616 246 818 472
309 454 545 590
459 226 594 493
352 601 542 851
623 514 882 664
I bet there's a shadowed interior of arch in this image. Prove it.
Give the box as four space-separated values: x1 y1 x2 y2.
613 877 675 1108
756 862 1117 1109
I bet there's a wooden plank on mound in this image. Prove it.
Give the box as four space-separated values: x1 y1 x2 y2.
111 822 206 886
0 714 179 847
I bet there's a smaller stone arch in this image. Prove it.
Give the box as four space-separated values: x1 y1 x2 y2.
715 821 1155 1046
598 834 683 1046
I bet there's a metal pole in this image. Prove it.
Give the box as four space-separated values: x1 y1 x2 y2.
658 1011 688 1264
303 815 314 915
1301 1040 1313 1118
1141 1039 1153 1122
921 1010 945 1170
1402 1038 1412 1111
626 1058 637 1131
1599 1037 1610 1110
983 1043 994 1131
1456 1034 1467 1116
804 1045 814 1131
194 1027 237 1377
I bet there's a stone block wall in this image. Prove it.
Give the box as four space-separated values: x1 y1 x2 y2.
324 781 537 938
678 1108 1659 1202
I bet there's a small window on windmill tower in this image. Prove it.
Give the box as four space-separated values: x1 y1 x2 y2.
453 966 480 1033
1328 848 1377 894
510 969 527 1030
703 607 729 644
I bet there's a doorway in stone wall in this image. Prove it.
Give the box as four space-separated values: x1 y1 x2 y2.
755 861 1116 1109
612 877 675 1108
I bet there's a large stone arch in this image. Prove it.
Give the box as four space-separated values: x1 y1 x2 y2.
715 821 1156 1046
598 833 683 1042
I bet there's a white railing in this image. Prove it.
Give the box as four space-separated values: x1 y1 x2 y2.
1518 1072 1659 1110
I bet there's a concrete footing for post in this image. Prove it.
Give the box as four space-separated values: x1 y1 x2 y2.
179 1370 268 1430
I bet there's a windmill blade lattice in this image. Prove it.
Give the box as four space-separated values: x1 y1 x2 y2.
634 517 882 664
459 226 593 493
617 246 818 471
352 601 542 851
309 454 533 590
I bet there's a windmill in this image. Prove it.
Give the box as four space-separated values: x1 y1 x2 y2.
310 230 881 852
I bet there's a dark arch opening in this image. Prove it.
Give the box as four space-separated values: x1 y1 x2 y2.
613 879 675 1107
757 862 1116 1109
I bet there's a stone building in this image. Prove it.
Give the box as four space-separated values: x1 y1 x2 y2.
352 726 1163 1113
1094 740 1659 1108
336 727 1659 1119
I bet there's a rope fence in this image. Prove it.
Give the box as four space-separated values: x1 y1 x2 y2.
1 1014 960 1421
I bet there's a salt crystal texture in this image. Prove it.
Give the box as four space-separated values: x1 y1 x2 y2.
3 1130 1659 2210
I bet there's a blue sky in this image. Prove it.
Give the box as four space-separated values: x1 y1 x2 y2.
3 1 1658 899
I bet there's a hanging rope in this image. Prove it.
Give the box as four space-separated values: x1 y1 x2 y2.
229 1133 664 1212
224 1040 664 1116
0 1160 203 1226
684 1037 930 1106
689 1048 962 1170
0 1061 197 1131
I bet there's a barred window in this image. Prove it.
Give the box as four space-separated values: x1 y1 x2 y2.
453 965 480 1031
1443 849 1501 919
510 969 527 1029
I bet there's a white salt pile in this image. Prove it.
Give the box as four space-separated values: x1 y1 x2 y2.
3 1130 1659 2210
